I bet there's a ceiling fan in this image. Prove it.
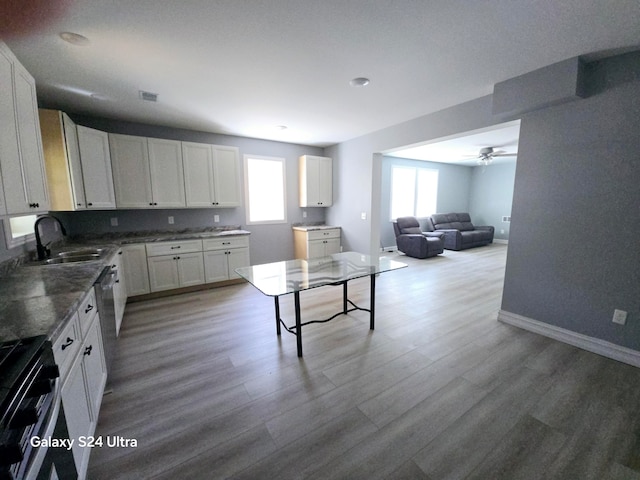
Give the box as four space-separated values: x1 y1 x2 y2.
475 146 517 166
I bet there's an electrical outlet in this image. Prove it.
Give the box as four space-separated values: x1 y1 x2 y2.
214 215 220 223
302 210 307 218
110 217 118 227
168 216 174 225
612 309 627 325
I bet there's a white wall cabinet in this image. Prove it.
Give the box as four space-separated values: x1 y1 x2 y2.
122 244 151 296
203 236 250 283
299 155 332 207
293 227 341 259
182 142 240 207
0 42 50 214
77 126 116 209
39 109 87 210
110 134 185 208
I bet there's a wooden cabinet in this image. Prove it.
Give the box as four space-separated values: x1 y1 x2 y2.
203 235 250 282
54 289 107 479
182 142 240 207
77 126 116 209
146 240 205 292
293 227 341 259
39 109 88 210
299 155 332 207
122 244 151 296
0 42 50 214
110 134 185 208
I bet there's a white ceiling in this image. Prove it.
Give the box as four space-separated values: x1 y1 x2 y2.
387 120 521 166
3 1 640 148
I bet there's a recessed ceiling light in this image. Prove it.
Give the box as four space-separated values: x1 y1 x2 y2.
276 125 288 131
59 32 90 46
350 77 370 87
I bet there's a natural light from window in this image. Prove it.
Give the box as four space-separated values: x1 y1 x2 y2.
244 155 286 224
390 166 438 220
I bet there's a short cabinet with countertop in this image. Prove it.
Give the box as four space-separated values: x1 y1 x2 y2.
293 226 341 259
146 239 205 292
299 155 332 207
203 235 250 283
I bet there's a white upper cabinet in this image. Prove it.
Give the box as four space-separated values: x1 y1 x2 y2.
299 155 332 207
39 109 87 210
0 42 50 214
147 138 185 207
110 134 185 208
77 126 116 209
183 142 240 208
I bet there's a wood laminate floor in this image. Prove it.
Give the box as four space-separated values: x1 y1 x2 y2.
88 244 640 479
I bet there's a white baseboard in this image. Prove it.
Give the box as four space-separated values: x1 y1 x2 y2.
380 246 398 252
498 310 640 368
494 239 508 244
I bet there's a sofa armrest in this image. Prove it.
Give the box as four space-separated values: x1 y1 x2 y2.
396 234 428 257
436 229 462 250
475 225 494 234
423 231 445 240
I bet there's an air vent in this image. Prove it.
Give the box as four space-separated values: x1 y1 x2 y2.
139 90 158 102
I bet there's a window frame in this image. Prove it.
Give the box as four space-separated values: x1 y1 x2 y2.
389 165 438 221
243 154 288 225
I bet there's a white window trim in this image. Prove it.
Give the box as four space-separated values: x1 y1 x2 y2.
243 154 288 225
3 215 37 249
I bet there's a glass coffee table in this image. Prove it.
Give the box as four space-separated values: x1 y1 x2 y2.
235 251 407 356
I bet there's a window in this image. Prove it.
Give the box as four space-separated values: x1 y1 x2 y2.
390 165 438 220
244 155 287 224
4 214 37 249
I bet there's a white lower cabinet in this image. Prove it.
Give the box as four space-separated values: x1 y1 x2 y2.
55 289 107 480
112 249 128 335
293 227 341 259
122 244 151 296
203 236 250 282
146 240 205 292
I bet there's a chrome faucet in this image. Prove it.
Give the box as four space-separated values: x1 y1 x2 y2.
34 215 67 260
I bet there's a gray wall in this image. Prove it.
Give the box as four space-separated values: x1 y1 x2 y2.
53 116 326 265
379 156 473 249
468 162 517 241
502 52 640 350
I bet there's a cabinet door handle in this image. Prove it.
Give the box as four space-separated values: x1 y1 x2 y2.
84 345 93 356
170 246 181 249
61 337 74 350
85 304 94 314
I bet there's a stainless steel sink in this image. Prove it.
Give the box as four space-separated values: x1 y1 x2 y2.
57 248 105 258
45 254 102 264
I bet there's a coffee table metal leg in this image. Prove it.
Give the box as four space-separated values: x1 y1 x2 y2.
343 281 348 314
370 274 376 330
294 291 302 357
274 296 281 335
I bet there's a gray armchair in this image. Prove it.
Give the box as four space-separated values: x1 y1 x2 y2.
393 216 444 258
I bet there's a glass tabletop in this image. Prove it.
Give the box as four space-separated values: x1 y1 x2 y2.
235 251 407 297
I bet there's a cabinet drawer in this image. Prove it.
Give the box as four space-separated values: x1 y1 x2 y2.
203 235 249 251
53 312 82 382
307 228 340 241
146 239 203 256
77 288 98 338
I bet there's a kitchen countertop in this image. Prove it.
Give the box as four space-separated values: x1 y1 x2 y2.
291 225 340 232
0 227 251 343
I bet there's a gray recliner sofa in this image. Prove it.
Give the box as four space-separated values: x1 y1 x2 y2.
430 213 494 251
393 216 445 258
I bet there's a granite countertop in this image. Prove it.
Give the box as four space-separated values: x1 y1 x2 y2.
292 225 341 232
0 226 251 343
0 246 119 343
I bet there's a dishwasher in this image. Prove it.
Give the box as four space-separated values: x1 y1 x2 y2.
94 264 118 379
